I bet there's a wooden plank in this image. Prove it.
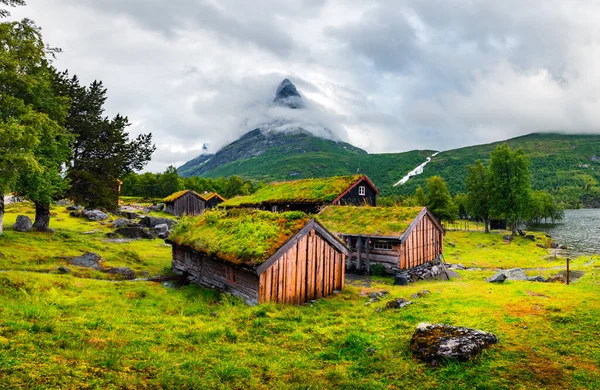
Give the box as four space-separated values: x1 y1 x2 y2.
315 236 323 298
287 247 296 304
340 253 345 290
332 248 337 291
297 237 306 304
306 230 315 300
263 265 272 303
323 243 330 296
259 273 265 303
278 255 285 303
271 261 278 302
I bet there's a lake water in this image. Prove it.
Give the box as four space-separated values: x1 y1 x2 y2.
529 209 600 255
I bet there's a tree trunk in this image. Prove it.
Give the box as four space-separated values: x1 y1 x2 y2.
511 221 517 236
0 193 4 235
484 217 490 233
33 202 51 231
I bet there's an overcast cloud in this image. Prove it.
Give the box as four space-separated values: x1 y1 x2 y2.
11 0 600 171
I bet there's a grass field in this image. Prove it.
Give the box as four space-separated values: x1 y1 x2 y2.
1 203 599 389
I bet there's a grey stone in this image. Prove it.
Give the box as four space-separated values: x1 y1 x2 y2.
116 227 156 239
154 223 169 235
66 205 82 211
447 242 456 247
82 209 109 221
57 266 71 274
112 218 130 228
106 267 136 280
13 215 32 232
158 232 169 240
411 290 431 299
435 269 460 281
56 199 71 206
121 211 140 220
385 298 412 309
525 235 536 241
503 235 514 242
431 265 439 275
70 252 103 270
149 203 165 212
410 323 499 363
527 276 546 282
488 268 528 283
139 216 176 229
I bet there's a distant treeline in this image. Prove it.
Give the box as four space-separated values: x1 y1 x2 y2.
121 166 262 200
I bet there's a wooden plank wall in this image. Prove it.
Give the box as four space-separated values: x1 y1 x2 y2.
400 213 443 269
171 192 206 216
259 229 345 304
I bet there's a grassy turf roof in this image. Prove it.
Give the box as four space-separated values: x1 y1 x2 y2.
221 175 365 207
201 192 225 202
163 190 202 203
316 206 424 237
169 209 310 266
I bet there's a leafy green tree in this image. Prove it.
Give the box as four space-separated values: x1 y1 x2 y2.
414 186 426 206
424 176 457 221
466 161 491 232
54 73 155 210
528 190 564 224
489 144 531 235
454 193 469 219
157 166 183 197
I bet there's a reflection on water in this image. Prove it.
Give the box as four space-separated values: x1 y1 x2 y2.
529 209 600 255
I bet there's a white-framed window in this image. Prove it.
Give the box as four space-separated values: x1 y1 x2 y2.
373 240 393 251
272 205 278 212
358 186 366 196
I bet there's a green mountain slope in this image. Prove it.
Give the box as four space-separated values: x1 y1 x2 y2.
393 133 600 206
179 129 435 195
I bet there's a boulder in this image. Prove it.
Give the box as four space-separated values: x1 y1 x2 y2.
435 269 460 281
149 203 165 212
394 273 409 286
410 323 499 363
385 298 412 309
13 215 32 232
116 227 156 239
139 216 176 229
66 205 83 211
154 223 169 235
488 268 528 283
527 276 546 282
547 274 567 283
57 266 71 274
112 218 131 228
56 199 71 206
411 290 431 299
82 209 109 221
503 235 514 242
70 252 103 270
106 267 136 280
121 211 140 220
525 235 535 241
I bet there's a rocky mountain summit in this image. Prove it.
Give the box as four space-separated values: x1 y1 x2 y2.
273 78 304 109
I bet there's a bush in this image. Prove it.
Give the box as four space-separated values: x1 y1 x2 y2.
369 263 387 276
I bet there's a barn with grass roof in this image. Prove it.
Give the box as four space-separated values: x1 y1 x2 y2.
220 175 379 214
168 209 349 305
163 190 207 216
200 192 226 209
317 206 444 274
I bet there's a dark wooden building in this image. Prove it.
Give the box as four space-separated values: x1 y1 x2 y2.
168 209 349 305
163 190 206 216
221 175 379 214
317 206 445 274
200 192 226 209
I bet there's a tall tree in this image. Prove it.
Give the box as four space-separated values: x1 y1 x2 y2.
424 176 457 221
488 144 531 235
466 161 491 232
157 166 183 197
54 73 155 210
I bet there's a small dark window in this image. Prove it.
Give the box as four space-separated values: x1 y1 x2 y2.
373 241 393 250
358 186 366 196
272 205 278 212
185 250 192 265
226 265 238 284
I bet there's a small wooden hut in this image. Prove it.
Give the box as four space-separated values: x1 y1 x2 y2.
168 209 349 305
317 206 444 274
221 175 379 214
200 192 226 209
163 190 206 216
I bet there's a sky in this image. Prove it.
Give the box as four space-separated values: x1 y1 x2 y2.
11 0 600 172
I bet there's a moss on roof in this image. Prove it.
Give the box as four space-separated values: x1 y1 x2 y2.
163 190 202 203
222 175 365 207
201 192 225 202
169 209 310 266
316 206 424 237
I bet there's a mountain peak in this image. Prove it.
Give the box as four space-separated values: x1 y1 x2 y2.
273 78 303 109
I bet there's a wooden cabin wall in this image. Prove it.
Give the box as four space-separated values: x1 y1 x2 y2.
258 229 345 304
172 245 260 304
336 179 377 206
344 236 401 274
169 192 206 216
400 213 443 269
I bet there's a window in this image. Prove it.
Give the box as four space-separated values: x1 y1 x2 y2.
272 205 278 212
226 265 238 284
373 240 393 251
358 186 366 196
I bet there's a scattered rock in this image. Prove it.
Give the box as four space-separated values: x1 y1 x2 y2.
365 347 376 355
527 276 546 282
536 244 546 249
56 199 71 206
385 298 413 309
436 269 461 281
411 290 431 299
551 242 559 249
394 273 409 286
559 245 568 250
557 270 585 282
149 203 165 212
57 265 71 274
503 235 514 242
112 218 131 228
70 252 103 270
139 216 176 229
105 232 119 239
546 274 567 283
82 209 109 221
447 242 456 248
410 323 499 363
162 281 178 289
488 268 528 283
525 235 536 241
120 211 140 220
66 205 82 211
13 215 32 232
115 227 156 239
155 223 170 239
106 267 136 280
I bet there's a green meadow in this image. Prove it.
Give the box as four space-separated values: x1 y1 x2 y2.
1 203 599 389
